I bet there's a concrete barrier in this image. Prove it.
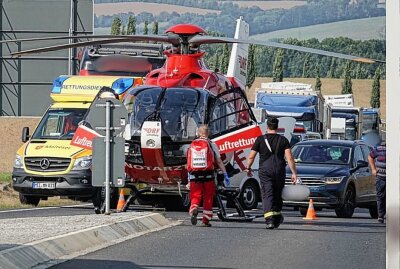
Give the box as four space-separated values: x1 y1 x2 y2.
0 213 177 269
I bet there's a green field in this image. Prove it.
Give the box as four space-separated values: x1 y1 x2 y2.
251 16 385 41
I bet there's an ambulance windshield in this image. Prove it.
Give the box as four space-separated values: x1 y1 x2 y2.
32 108 87 140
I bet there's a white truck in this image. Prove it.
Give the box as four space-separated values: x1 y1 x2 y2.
254 82 332 139
324 94 363 141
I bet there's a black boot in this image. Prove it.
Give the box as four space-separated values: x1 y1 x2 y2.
265 217 274 229
273 214 284 228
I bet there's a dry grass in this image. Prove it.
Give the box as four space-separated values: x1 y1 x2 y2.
94 2 220 16
0 172 81 209
229 1 307 10
248 77 386 119
0 117 40 173
0 190 81 210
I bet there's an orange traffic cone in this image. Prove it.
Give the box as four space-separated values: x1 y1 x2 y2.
116 189 126 213
303 199 319 220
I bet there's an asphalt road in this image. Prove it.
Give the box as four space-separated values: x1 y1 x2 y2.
4 204 381 269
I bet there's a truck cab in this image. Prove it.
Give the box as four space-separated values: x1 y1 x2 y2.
254 82 329 138
324 94 363 141
12 75 140 206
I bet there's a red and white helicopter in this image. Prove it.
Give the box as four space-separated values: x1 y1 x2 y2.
7 17 383 209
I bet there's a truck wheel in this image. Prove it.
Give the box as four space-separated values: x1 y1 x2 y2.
299 207 308 216
239 181 259 210
19 193 40 206
368 203 379 219
335 186 356 218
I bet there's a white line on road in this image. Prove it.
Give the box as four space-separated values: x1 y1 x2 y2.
0 204 92 214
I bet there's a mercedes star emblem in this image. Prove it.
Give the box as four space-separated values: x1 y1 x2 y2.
40 158 50 170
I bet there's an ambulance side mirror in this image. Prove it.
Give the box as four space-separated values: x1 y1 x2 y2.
22 127 30 143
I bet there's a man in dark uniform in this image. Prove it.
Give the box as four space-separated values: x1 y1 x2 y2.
245 118 297 229
368 142 386 223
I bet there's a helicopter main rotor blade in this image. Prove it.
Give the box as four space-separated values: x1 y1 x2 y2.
190 36 385 64
0 35 112 44
2 34 179 44
11 34 181 57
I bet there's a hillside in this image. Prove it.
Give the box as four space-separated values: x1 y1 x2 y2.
94 2 220 16
248 77 386 119
251 17 385 41
226 1 307 10
94 0 385 36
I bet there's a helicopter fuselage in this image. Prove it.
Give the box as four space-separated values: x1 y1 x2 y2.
123 52 256 188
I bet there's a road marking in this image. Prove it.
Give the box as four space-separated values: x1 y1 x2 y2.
0 204 92 214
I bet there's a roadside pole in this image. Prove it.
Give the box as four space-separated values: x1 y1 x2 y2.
105 100 111 215
83 88 128 215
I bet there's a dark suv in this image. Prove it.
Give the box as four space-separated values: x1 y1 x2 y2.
284 139 377 218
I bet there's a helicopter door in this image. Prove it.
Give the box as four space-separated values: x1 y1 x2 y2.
209 88 262 155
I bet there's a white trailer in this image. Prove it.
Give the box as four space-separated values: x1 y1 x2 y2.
324 94 354 107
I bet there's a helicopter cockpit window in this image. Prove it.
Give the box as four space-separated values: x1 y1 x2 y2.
209 89 254 137
160 88 205 141
125 87 206 141
125 87 162 136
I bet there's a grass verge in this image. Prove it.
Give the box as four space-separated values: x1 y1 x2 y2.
0 172 83 210
0 172 11 184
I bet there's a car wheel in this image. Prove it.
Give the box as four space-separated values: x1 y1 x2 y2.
239 181 259 210
299 207 308 216
19 193 40 206
368 203 379 219
335 185 356 218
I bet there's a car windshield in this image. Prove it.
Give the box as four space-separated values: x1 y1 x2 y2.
32 108 87 140
125 87 206 142
292 144 351 165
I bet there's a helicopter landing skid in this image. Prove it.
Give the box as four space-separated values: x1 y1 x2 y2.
215 185 257 222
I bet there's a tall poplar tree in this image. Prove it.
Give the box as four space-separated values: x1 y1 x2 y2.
272 49 284 82
110 16 122 35
370 68 381 108
341 62 353 94
127 15 136 35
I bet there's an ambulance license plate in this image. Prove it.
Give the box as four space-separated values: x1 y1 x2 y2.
32 182 56 189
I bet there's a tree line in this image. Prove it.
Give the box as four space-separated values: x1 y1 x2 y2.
110 15 159 35
202 36 385 80
95 0 385 36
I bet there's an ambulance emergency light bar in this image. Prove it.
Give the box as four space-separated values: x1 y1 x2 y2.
51 76 134 97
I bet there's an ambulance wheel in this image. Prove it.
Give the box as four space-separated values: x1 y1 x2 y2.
19 193 40 206
239 181 259 210
92 187 119 213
